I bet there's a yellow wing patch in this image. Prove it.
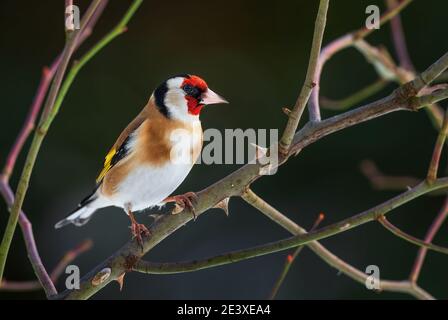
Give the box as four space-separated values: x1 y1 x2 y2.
96 148 116 183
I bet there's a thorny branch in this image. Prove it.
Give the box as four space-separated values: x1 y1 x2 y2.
268 212 325 300
0 1 109 297
2 1 448 300
0 0 141 297
57 48 448 299
0 0 104 285
0 239 92 291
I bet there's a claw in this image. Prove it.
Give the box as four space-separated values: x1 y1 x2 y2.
127 210 150 250
164 192 198 220
130 222 150 249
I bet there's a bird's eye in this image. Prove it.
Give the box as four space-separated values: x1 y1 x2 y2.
183 84 200 98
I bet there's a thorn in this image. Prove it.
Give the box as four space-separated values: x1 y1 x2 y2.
282 107 291 116
116 272 126 291
250 143 268 160
213 197 230 216
287 254 294 263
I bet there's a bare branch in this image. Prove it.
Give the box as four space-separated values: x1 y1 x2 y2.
0 239 92 292
309 0 413 127
386 0 414 71
0 0 140 294
321 79 389 111
354 0 413 40
0 1 108 297
1 67 52 181
427 109 448 183
133 184 440 300
378 216 448 255
268 212 324 300
360 159 420 191
410 196 448 283
0 0 105 285
279 0 329 153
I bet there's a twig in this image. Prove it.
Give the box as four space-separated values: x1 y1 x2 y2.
279 0 329 153
0 1 108 298
354 40 399 81
0 0 105 284
321 79 389 111
414 88 448 109
354 0 413 40
134 185 438 300
378 216 448 255
352 37 446 132
0 181 57 296
410 196 448 283
308 34 354 121
360 159 420 191
0 239 92 291
1 67 53 181
42 0 143 131
386 0 414 71
1 1 109 184
269 212 324 300
309 0 413 123
0 0 139 285
239 188 433 300
427 109 448 183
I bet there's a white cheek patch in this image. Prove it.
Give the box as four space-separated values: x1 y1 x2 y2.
165 89 187 113
164 77 199 122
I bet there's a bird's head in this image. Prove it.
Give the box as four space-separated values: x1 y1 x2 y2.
153 74 228 121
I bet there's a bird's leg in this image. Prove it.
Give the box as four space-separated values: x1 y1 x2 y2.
163 192 198 220
127 210 150 248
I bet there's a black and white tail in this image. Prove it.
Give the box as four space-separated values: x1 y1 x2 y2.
54 205 98 228
54 187 101 229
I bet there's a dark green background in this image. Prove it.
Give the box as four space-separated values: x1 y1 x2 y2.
0 0 447 299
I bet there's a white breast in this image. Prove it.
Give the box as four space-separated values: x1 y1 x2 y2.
112 162 194 212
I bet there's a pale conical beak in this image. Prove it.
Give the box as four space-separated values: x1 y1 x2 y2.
201 88 229 105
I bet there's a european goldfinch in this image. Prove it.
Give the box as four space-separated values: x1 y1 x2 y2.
55 74 228 244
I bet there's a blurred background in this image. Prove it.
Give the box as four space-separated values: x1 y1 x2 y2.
0 0 447 299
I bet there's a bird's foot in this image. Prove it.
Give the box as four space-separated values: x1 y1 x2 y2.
164 192 198 220
130 222 150 248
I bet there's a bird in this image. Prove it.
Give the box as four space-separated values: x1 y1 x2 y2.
54 74 228 245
